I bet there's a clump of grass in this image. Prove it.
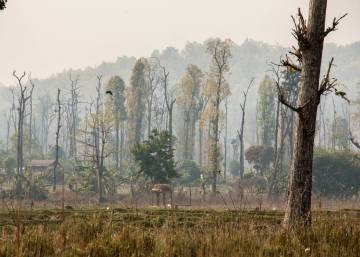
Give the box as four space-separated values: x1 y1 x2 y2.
0 209 359 257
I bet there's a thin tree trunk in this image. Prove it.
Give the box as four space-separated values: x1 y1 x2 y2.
53 89 61 192
115 120 120 169
223 100 228 181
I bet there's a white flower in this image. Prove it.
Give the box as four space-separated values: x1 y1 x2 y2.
106 206 110 211
305 248 310 254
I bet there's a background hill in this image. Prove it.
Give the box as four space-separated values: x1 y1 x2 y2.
0 39 359 142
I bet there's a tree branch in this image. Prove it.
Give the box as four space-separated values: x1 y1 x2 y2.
323 14 348 38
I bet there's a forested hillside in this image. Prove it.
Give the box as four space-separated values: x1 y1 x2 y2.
1 39 359 143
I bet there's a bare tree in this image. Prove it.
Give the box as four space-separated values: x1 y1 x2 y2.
276 2 347 228
237 78 254 179
154 58 176 139
79 75 112 203
28 77 35 159
144 59 160 138
68 74 80 161
53 89 62 192
13 71 34 197
38 93 55 156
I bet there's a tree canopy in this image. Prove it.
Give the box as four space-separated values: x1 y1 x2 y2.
132 129 177 184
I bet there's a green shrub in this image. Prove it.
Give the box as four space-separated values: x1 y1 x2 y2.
313 149 360 197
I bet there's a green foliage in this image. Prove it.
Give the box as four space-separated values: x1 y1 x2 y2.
281 69 300 103
129 58 147 144
245 145 274 175
2 155 16 175
132 129 177 184
229 160 240 176
177 64 204 160
177 160 201 185
257 75 276 146
106 75 127 121
68 165 116 198
313 149 360 197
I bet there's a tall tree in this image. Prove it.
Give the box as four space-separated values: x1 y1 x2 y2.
156 58 176 140
178 64 204 160
67 74 80 161
144 59 160 138
80 75 112 203
53 89 62 192
206 38 232 194
37 93 55 156
13 71 34 197
28 78 35 159
277 2 347 228
105 76 127 169
237 78 254 179
257 75 276 146
128 58 147 145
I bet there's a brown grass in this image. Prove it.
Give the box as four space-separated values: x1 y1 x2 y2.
0 208 359 257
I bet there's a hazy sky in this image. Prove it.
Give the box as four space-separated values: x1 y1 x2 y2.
0 0 359 85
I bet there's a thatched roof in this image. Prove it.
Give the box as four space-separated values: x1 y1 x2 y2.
151 184 172 193
29 160 55 168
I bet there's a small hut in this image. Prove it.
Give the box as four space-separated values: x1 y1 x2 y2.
28 160 55 176
151 184 173 207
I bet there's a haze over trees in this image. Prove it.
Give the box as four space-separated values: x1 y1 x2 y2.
0 1 359 236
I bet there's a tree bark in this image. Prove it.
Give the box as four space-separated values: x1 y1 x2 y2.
283 0 330 228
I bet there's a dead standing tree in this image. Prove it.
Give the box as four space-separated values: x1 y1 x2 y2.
53 89 62 192
28 77 36 159
68 74 80 161
144 59 160 138
79 75 112 203
277 1 347 228
13 71 34 197
154 58 176 139
237 78 254 179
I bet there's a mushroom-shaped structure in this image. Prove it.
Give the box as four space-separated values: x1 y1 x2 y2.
151 184 173 207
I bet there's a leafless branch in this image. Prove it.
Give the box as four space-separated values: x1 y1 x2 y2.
323 13 348 38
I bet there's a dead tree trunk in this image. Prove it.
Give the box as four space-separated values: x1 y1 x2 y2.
95 75 105 203
53 89 62 192
13 71 33 198
68 74 80 161
279 1 347 228
28 79 35 159
157 59 176 140
238 78 254 179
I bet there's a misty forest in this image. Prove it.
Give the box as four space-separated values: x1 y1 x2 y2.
0 0 360 256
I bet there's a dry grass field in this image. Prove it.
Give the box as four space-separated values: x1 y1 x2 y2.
0 206 359 257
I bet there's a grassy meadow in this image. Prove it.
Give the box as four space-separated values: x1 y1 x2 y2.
0 207 359 257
